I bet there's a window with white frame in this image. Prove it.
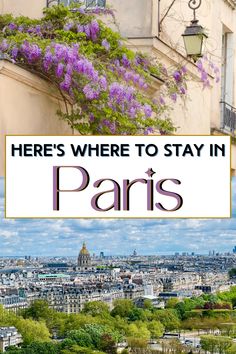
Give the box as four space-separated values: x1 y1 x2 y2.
221 30 234 106
221 28 236 132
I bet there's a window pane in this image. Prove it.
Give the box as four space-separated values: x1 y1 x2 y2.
85 0 94 7
86 0 105 7
60 0 69 5
98 0 105 6
58 0 105 7
61 0 84 5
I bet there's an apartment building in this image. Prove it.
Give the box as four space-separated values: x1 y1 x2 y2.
0 0 235 175
0 294 28 312
0 327 22 352
38 285 124 313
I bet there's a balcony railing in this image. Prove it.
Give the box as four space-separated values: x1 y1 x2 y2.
47 0 106 8
220 101 236 135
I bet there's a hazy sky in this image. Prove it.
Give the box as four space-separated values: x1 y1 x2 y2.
0 177 235 256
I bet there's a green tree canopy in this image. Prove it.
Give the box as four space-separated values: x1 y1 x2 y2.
83 301 110 318
111 299 134 318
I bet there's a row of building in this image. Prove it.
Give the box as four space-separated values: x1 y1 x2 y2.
0 244 235 314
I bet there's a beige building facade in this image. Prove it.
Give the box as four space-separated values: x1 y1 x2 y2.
0 0 235 175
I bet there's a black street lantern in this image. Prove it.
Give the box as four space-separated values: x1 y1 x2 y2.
182 0 208 59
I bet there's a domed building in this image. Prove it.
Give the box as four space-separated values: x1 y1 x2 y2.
77 242 91 270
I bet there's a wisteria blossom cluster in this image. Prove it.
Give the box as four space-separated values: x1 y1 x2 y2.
64 19 100 41
0 4 201 135
196 55 220 88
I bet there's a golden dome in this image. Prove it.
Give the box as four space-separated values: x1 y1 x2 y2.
79 242 90 256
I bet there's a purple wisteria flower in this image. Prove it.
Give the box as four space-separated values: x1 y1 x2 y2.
143 104 152 118
20 41 42 63
196 59 211 88
83 84 100 100
121 54 130 68
159 96 166 105
102 119 116 134
78 7 86 14
60 73 72 91
35 25 42 35
8 23 17 31
18 25 24 32
128 107 137 118
0 39 9 51
88 20 100 41
77 24 84 33
11 46 18 59
56 63 64 78
0 8 205 135
171 93 177 102
89 114 95 122
181 65 187 74
144 127 154 135
99 76 107 90
102 39 110 51
197 59 203 70
173 70 182 82
43 49 53 71
64 21 74 31
66 63 73 75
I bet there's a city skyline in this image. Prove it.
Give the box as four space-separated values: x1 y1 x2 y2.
0 177 235 256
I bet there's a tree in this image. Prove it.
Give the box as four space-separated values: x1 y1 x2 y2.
143 299 153 310
59 338 77 350
165 298 179 309
163 339 187 354
15 318 51 345
0 304 50 345
200 336 217 354
0 305 17 327
21 300 58 332
175 297 205 319
62 313 97 334
218 286 236 308
65 324 121 354
61 345 105 354
200 335 233 354
226 343 236 353
6 342 59 354
6 347 22 353
152 309 180 331
83 301 110 318
108 316 129 335
111 299 134 318
68 329 94 348
128 322 150 340
128 308 146 322
98 334 116 354
127 337 148 351
217 336 234 354
24 342 58 354
22 300 52 321
147 320 164 339
120 350 129 354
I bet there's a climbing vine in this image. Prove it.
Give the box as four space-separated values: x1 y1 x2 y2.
0 4 215 135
